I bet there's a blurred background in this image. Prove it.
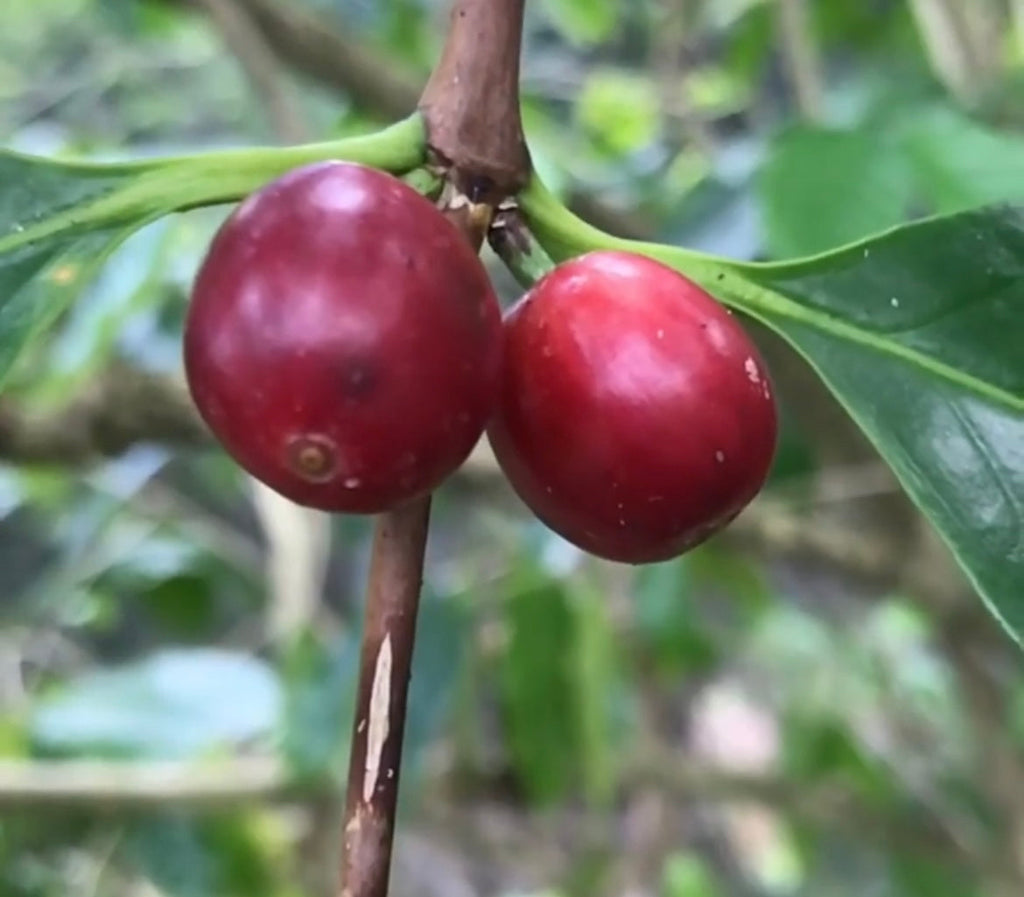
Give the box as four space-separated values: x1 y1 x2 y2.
1 1 1024 895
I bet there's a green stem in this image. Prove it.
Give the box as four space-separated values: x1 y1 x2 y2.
400 166 444 200
0 115 428 257
517 174 1021 410
487 204 557 289
154 114 428 210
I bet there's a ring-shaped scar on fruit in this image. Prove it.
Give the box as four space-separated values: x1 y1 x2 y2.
184 161 503 513
487 250 778 564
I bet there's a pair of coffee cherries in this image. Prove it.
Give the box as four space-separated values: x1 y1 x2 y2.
184 162 777 564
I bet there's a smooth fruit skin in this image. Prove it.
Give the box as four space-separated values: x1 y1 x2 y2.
487 250 777 564
184 161 502 513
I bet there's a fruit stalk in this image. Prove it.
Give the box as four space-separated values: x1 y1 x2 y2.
336 2 531 896
488 202 556 288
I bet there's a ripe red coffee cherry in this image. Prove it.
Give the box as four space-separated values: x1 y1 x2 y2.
184 161 502 513
487 250 777 563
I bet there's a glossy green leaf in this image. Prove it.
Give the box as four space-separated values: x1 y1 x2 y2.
0 116 424 387
521 181 1024 645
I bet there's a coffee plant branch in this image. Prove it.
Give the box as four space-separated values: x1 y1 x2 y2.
333 2 532 896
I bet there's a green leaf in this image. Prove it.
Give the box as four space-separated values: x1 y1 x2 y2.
127 816 217 897
900 105 1024 213
540 0 618 46
888 856 978 897
661 852 723 897
404 590 470 770
280 632 359 779
567 580 622 807
0 116 424 387
633 558 718 675
126 814 286 897
521 180 1024 645
499 574 577 804
740 213 1024 638
31 649 283 758
759 127 912 257
576 70 661 156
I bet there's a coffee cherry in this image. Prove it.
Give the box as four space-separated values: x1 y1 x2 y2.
487 250 777 563
184 161 502 513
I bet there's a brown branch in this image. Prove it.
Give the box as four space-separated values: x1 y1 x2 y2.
228 0 422 119
191 0 308 142
336 4 531 897
0 363 208 466
775 0 824 121
418 0 529 201
175 0 657 239
907 0 1004 103
338 499 431 897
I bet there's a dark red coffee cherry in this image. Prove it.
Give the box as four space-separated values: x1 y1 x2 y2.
184 161 502 513
487 250 777 563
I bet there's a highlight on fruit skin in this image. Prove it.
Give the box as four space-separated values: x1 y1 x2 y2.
487 249 778 564
184 160 503 513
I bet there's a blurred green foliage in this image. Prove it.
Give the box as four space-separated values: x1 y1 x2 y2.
1 1 1023 896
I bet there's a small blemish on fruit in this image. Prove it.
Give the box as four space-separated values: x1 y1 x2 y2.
286 434 338 483
341 360 376 399
541 346 553 358
344 476 361 489
744 357 760 384
656 329 664 340
715 450 725 463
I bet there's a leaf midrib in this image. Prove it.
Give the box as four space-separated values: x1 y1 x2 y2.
686 261 1023 412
